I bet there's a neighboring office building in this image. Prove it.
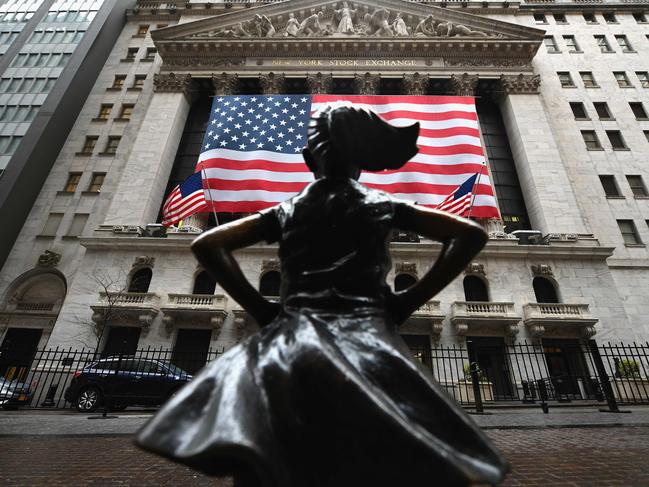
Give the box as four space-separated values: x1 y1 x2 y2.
0 0 136 270
0 0 649 402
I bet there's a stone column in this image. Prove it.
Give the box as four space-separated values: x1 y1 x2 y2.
354 73 380 95
182 73 240 231
259 72 285 94
449 73 479 96
402 72 428 95
498 73 587 234
212 72 239 96
103 73 192 227
306 72 333 94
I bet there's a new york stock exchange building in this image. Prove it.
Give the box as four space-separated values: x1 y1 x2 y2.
1 0 649 409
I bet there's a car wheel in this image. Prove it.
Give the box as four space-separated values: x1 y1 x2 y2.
76 387 101 412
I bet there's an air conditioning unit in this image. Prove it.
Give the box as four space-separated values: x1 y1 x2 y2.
142 224 167 238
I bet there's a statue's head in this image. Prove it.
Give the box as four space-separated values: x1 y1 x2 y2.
303 106 419 181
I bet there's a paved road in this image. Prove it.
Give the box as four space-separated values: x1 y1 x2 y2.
2 409 649 486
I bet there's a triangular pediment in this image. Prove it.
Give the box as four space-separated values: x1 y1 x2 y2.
152 0 544 69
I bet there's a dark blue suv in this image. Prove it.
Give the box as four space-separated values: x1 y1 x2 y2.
64 357 192 412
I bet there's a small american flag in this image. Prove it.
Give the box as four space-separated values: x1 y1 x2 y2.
435 171 480 216
198 94 500 218
161 171 209 227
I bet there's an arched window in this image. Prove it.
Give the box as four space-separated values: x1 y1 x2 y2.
259 271 281 298
394 273 417 292
128 268 152 293
533 276 559 304
463 275 489 302
192 271 216 295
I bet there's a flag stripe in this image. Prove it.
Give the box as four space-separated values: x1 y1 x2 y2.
197 95 500 219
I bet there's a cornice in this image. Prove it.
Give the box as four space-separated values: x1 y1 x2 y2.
80 235 614 260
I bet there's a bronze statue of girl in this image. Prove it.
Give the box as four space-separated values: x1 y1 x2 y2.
137 106 508 486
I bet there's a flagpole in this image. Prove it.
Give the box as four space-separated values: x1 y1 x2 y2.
466 162 486 219
200 162 219 227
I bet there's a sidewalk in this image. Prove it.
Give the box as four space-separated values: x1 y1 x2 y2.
1 408 649 486
1 405 649 436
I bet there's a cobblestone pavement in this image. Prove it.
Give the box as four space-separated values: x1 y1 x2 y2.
3 405 649 434
1 427 649 486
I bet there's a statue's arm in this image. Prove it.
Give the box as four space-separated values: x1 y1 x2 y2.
390 202 488 324
191 213 280 327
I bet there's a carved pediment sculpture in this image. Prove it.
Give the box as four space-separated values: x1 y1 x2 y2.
190 3 504 40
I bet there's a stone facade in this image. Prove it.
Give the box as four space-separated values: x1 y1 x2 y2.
1 0 649 358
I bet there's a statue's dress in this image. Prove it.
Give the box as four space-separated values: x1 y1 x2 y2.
136 178 508 487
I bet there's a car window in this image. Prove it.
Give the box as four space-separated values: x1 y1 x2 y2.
91 360 118 371
139 361 162 374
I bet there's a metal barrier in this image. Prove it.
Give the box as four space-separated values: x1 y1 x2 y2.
0 347 224 410
1 341 648 411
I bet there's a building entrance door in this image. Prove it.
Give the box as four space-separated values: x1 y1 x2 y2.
0 327 42 378
543 339 589 399
466 336 515 400
172 328 212 374
101 326 141 357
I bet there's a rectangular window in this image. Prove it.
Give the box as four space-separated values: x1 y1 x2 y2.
12 105 29 122
563 35 580 52
110 75 126 90
558 72 575 87
593 102 613 119
599 175 622 197
7 78 22 92
615 35 633 52
136 25 149 36
617 220 643 245
569 102 588 119
96 104 112 120
41 213 63 237
627 175 649 197
630 102 648 119
103 136 121 154
602 12 617 23
580 71 598 87
124 47 138 61
31 77 45 92
583 13 598 24
633 12 647 23
143 47 157 61
47 53 61 67
24 106 38 122
534 13 547 24
11 53 27 67
614 71 632 88
637 72 649 88
63 172 82 193
118 104 134 120
581 130 602 150
80 136 98 155
59 53 71 67
544 36 560 53
554 13 568 24
0 135 21 155
595 35 613 53
87 172 105 192
24 53 39 67
606 130 627 150
0 106 16 122
43 78 56 93
66 213 89 237
131 74 146 89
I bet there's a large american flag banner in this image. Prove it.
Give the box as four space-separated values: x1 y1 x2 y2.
198 94 500 218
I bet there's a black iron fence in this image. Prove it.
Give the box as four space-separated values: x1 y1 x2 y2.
0 347 224 410
1 341 648 412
